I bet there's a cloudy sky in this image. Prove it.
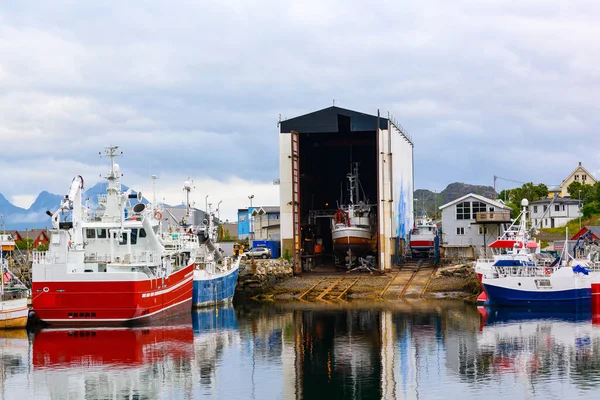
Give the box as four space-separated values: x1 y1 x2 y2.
1 0 599 221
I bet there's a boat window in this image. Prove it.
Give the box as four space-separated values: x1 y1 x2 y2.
131 229 138 245
86 229 95 239
139 229 147 238
96 229 107 239
119 233 128 245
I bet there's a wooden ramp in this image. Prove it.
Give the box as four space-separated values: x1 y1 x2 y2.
296 277 360 302
380 260 437 299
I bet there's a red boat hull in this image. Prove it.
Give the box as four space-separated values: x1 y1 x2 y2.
32 264 194 326
33 322 194 368
410 240 434 249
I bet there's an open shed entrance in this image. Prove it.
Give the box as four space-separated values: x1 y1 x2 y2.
298 128 378 269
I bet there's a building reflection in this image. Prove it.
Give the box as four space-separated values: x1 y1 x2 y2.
13 301 600 399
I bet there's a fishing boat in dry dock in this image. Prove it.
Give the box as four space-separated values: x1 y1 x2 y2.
31 146 194 326
0 233 29 329
409 214 437 257
331 163 376 267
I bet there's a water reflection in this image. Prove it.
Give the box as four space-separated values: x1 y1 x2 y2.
31 316 195 399
4 302 600 399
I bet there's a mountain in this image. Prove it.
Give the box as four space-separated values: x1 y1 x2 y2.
0 192 26 217
1 182 151 230
415 182 498 217
27 191 63 214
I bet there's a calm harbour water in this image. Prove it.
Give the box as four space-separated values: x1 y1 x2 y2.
2 301 600 400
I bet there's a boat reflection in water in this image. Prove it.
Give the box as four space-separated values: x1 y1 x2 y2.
0 329 29 396
32 315 195 399
476 306 600 392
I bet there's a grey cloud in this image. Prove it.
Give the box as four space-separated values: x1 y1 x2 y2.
0 0 599 208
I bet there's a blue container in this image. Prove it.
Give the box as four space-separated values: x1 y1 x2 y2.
251 240 280 259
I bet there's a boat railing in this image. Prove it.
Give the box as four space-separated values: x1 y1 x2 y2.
84 251 162 265
493 266 554 278
1 289 28 301
31 251 66 264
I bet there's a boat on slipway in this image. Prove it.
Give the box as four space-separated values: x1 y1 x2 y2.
162 181 240 308
408 214 437 257
1 232 28 329
331 163 376 268
31 146 194 326
478 199 591 307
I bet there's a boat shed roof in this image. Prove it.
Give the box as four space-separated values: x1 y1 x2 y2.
279 106 389 133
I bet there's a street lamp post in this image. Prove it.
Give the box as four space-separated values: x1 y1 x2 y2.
217 200 222 223
579 190 582 230
248 195 254 208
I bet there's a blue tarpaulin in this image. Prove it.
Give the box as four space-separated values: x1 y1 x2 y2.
572 265 590 275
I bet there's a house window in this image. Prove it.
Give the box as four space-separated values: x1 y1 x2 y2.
456 202 471 220
533 206 538 213
575 175 579 180
562 205 565 211
583 174 587 181
543 205 548 212
456 227 465 235
545 219 549 227
478 226 487 235
472 201 486 218
555 205 560 212
239 215 247 222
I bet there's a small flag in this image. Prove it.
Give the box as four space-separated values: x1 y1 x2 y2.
3 272 10 283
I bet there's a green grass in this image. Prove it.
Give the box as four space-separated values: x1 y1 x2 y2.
540 215 600 235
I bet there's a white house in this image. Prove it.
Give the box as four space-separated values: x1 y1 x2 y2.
529 197 581 229
251 206 281 241
439 194 512 248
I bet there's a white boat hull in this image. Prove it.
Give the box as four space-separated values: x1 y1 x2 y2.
0 298 28 329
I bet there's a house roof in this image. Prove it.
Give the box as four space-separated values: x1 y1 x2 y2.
529 197 580 205
439 193 510 211
14 229 49 241
561 162 597 186
571 226 600 240
252 206 280 215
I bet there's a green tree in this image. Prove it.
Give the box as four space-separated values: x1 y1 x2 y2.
16 238 33 250
36 244 48 252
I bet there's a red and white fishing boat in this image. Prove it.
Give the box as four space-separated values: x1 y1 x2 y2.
331 163 376 268
31 146 194 326
409 214 436 257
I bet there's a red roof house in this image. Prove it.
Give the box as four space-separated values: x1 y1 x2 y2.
570 226 600 241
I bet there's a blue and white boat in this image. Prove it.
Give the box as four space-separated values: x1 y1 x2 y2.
481 199 591 307
162 181 240 308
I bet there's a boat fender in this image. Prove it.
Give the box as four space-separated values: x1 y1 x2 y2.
154 211 163 220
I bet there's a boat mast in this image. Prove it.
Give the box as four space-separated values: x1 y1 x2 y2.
353 163 360 205
100 145 123 218
183 179 194 227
